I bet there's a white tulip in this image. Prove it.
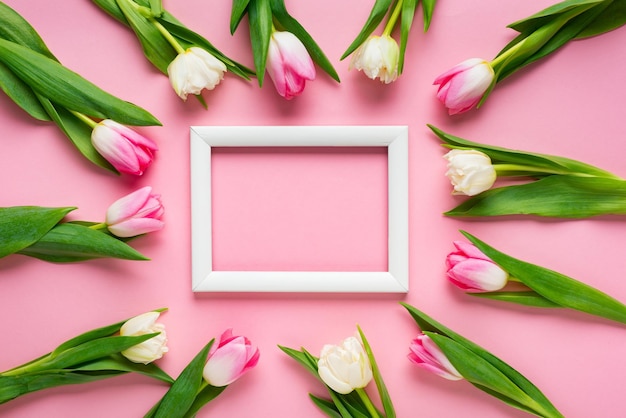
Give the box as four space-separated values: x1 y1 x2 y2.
167 47 227 100
444 149 497 196
120 311 168 364
317 336 373 394
349 35 399 84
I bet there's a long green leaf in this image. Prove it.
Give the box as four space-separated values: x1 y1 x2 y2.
247 0 273 87
0 62 50 120
462 231 626 325
0 39 160 126
17 223 149 262
429 125 620 179
445 176 626 218
0 206 74 258
90 0 130 24
183 384 226 418
38 95 118 173
356 326 395 418
0 2 56 58
148 340 214 418
507 0 605 33
75 353 173 383
422 0 437 31
427 332 558 418
270 0 340 81
398 0 418 74
576 0 626 37
341 0 393 60
471 291 562 308
230 0 252 34
278 345 319 376
310 393 342 418
0 371 125 404
400 303 564 418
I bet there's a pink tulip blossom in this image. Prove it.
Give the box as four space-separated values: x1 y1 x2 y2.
202 329 260 387
106 186 164 238
434 58 495 115
267 30 316 100
408 334 462 381
91 119 158 175
446 241 509 292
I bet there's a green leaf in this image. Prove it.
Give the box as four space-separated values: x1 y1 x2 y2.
148 340 214 418
471 291 562 308
148 0 163 17
462 231 626 325
507 0 605 33
0 2 56 58
0 206 74 258
427 333 560 418
0 371 126 404
328 390 357 418
270 0 340 81
183 384 226 418
278 345 319 376
356 326 395 418
74 353 174 384
17 223 149 262
576 0 626 38
247 0 273 87
114 0 177 74
230 0 252 34
0 39 160 126
399 0 418 74
445 176 626 218
91 0 130 24
421 0 437 31
429 125 621 179
38 96 118 173
0 62 51 120
400 302 564 418
309 394 342 418
341 0 393 60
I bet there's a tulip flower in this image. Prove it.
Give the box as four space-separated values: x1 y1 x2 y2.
444 149 497 196
167 47 228 100
202 329 260 387
408 334 463 381
434 58 495 115
266 30 316 100
91 119 158 176
446 241 509 292
106 186 164 238
317 335 373 395
349 35 400 84
120 311 169 364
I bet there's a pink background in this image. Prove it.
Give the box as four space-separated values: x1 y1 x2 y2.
1 0 625 417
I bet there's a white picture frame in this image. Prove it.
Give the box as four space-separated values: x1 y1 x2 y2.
190 126 409 293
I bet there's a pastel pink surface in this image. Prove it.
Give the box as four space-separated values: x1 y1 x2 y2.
0 1 625 418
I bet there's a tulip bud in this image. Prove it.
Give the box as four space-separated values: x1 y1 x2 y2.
167 47 227 100
444 149 497 196
120 311 168 364
349 35 399 84
106 186 164 238
446 241 509 292
434 58 495 115
202 329 260 387
267 31 316 100
408 334 463 381
91 119 158 176
317 335 373 394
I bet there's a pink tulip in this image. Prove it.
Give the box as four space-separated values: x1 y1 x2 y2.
434 58 494 115
106 186 164 238
91 119 158 175
266 31 316 100
202 329 260 387
446 241 508 292
408 334 463 381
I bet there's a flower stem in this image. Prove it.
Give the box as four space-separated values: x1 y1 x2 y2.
70 110 98 129
126 0 185 54
89 222 108 231
382 0 404 36
493 164 595 177
355 388 380 418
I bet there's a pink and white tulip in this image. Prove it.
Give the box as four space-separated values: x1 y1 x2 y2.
434 58 494 115
349 35 399 84
91 119 157 176
267 31 316 100
202 329 260 387
106 186 164 238
444 149 497 196
446 241 509 292
120 311 168 364
408 334 462 381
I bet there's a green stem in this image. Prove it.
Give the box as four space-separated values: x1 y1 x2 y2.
127 0 185 54
493 164 595 177
382 0 404 36
355 388 380 418
70 110 97 129
89 222 108 231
